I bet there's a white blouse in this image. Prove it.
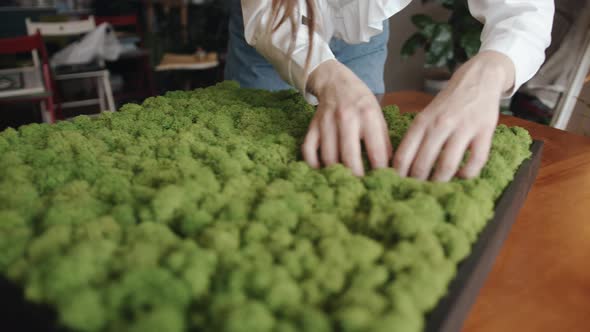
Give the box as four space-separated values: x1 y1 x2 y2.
242 0 554 103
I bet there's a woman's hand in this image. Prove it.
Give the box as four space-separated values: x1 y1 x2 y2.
393 51 516 182
303 60 392 176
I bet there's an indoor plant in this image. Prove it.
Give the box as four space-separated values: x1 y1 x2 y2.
401 0 483 94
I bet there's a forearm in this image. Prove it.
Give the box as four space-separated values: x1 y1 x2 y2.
307 59 357 97
468 0 554 95
448 50 515 98
241 0 335 103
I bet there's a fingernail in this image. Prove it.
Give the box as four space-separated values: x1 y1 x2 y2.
461 168 477 179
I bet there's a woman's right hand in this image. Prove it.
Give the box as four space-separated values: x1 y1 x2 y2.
303 60 392 176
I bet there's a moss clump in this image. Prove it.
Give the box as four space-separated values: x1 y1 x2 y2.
0 81 532 331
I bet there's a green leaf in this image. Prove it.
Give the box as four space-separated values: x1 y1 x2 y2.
459 30 481 59
457 14 484 30
401 34 427 58
424 24 454 69
432 24 453 43
425 43 454 69
411 15 440 39
422 0 454 9
438 0 455 9
411 14 435 30
421 24 437 40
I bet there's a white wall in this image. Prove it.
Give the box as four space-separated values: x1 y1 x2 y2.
384 1 449 92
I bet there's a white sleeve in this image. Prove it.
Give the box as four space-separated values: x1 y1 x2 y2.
241 0 335 104
468 0 554 97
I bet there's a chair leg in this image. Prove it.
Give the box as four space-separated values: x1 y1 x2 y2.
55 101 63 120
103 72 116 112
97 76 106 112
40 101 50 123
47 97 56 123
51 85 64 120
40 98 55 124
144 56 156 97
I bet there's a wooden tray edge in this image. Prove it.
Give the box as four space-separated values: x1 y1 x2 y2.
425 140 544 332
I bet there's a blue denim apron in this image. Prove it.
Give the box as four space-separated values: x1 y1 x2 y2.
224 0 389 95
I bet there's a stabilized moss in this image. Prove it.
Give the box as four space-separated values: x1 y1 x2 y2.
0 81 532 332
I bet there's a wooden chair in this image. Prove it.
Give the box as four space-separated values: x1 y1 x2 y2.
26 16 116 115
550 38 590 129
94 15 156 102
0 32 59 123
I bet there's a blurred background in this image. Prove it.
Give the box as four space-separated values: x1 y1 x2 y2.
0 0 589 136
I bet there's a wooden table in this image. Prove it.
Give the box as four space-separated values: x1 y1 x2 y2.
381 92 590 332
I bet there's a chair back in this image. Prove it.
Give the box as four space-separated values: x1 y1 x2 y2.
25 16 99 67
93 15 143 47
0 32 57 104
94 15 138 28
0 32 48 61
25 16 96 37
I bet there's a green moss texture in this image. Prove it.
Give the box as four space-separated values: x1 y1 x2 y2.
0 81 532 332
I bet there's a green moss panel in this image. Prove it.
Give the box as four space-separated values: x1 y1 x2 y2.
0 81 532 332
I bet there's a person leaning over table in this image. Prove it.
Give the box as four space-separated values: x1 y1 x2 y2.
224 0 554 180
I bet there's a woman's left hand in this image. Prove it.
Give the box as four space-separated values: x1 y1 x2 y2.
393 51 516 182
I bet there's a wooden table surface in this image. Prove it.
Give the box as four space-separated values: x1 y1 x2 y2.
381 92 590 332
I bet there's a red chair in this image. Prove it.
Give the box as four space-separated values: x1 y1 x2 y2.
0 32 60 123
93 15 156 102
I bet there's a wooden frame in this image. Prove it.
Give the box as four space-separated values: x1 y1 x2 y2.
25 16 96 37
425 141 544 332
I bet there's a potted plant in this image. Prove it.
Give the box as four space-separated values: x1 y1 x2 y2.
401 0 483 94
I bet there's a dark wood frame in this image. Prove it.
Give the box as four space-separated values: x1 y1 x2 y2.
425 140 544 332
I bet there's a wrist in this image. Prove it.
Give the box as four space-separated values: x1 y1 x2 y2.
306 59 343 97
468 51 516 94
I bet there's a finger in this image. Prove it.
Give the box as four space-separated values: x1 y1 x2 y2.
384 124 393 159
459 130 494 179
431 131 472 182
337 111 364 176
320 111 339 167
362 110 392 169
393 113 428 177
409 120 454 181
302 117 321 169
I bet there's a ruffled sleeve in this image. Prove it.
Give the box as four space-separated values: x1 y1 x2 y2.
335 0 410 43
468 0 554 97
242 0 336 105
